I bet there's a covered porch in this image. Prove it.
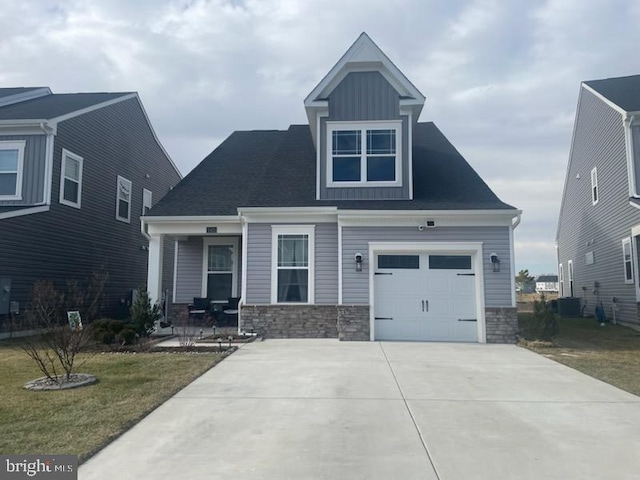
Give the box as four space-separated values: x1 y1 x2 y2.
143 216 244 328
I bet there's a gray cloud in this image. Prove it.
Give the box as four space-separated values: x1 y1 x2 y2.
1 0 638 276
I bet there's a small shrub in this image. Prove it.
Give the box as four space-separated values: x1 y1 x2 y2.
530 294 559 341
130 288 162 337
90 319 137 347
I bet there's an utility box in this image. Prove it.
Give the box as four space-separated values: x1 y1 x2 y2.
557 297 581 317
0 278 11 315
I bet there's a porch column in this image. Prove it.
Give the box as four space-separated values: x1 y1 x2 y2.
147 234 164 305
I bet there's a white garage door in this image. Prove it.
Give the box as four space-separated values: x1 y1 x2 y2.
373 253 478 342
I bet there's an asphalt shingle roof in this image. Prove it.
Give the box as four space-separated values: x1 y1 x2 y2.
0 87 46 99
537 275 558 282
584 75 640 112
0 92 132 120
149 122 514 216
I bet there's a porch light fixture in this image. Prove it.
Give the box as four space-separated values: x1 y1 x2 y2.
354 252 363 272
489 252 500 272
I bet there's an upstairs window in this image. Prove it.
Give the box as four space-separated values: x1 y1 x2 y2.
59 149 83 208
0 140 25 199
116 175 132 223
327 121 401 187
142 188 152 215
591 167 598 205
623 237 634 284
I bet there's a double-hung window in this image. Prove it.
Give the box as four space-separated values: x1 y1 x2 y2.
116 175 132 222
59 149 83 208
327 122 401 187
0 140 25 199
271 226 315 303
623 237 634 284
142 188 152 215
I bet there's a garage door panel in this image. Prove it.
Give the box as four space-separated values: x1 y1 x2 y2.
374 252 477 342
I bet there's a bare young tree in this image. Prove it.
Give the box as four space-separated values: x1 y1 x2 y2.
21 273 107 383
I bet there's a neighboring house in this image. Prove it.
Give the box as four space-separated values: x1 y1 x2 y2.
143 33 521 343
557 74 640 328
535 275 559 293
0 87 181 325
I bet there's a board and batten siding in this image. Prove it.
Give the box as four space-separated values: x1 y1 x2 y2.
245 223 339 304
557 87 640 325
341 226 512 307
319 71 410 200
0 134 47 206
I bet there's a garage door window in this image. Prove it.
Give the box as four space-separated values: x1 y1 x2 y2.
378 255 419 269
428 255 472 270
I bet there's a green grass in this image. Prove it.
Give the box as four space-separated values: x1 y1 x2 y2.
0 342 225 462
519 314 640 396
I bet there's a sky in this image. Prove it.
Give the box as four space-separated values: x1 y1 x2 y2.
1 0 639 276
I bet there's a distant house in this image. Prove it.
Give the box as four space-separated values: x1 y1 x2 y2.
535 275 559 293
557 74 640 328
143 33 521 343
0 87 181 325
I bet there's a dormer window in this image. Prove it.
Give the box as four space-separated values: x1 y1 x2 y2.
327 121 401 187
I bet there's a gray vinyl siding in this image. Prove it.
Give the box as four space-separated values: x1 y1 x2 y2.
246 224 271 303
557 87 640 326
319 72 410 200
245 223 339 304
632 125 640 191
175 237 203 303
0 134 47 205
0 97 181 318
315 223 339 304
342 226 512 307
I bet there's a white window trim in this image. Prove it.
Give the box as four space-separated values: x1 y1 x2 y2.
0 140 25 200
558 263 564 297
591 167 598 205
115 175 132 223
142 188 152 215
202 237 239 301
271 225 315 304
59 149 83 208
567 259 574 296
326 120 402 188
623 237 634 284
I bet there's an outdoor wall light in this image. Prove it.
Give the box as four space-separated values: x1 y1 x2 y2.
354 252 363 272
489 252 500 272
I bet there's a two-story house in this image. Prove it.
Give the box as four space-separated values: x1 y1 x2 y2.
0 87 181 326
557 74 640 329
143 33 521 342
535 276 559 294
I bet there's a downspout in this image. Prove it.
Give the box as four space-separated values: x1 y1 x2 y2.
239 214 248 334
40 122 55 206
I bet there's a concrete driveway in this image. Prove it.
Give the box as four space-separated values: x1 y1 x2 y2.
80 340 640 480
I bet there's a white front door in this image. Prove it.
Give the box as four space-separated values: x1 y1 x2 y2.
374 253 478 342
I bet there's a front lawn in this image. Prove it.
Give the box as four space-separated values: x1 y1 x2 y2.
0 343 225 462
519 314 640 396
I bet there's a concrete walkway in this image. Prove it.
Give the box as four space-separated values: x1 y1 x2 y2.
80 340 640 480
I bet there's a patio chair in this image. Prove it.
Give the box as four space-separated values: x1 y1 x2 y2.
216 297 240 327
187 297 209 324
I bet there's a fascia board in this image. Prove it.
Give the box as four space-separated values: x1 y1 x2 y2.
338 209 520 227
581 83 627 115
304 33 425 106
0 87 51 108
238 206 338 215
49 93 137 124
147 221 242 236
0 205 49 220
143 215 240 223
